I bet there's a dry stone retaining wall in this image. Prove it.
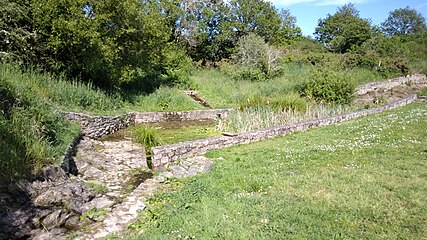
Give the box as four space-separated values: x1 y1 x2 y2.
63 112 135 139
63 109 233 139
132 109 233 123
151 94 418 171
356 74 427 95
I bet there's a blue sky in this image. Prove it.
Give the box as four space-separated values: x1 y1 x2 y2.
269 0 427 36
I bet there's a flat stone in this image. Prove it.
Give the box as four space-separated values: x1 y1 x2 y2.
170 165 185 174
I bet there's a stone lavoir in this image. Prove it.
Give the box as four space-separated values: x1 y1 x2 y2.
0 74 425 239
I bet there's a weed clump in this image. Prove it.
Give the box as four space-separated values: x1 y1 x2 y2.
133 125 163 157
270 93 308 112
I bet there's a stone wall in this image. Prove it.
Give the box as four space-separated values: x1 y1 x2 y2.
63 109 233 139
132 109 233 123
63 112 135 139
151 94 418 171
356 74 427 95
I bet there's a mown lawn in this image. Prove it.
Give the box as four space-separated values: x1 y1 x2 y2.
123 103 427 239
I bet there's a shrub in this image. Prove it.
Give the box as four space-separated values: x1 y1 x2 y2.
299 68 355 105
231 33 283 81
161 43 194 89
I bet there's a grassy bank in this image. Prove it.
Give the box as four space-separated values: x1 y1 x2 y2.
0 64 204 115
191 63 400 109
125 103 427 239
0 66 80 182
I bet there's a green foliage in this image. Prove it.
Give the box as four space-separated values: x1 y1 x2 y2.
300 68 355 105
204 0 300 62
270 93 308 112
231 33 283 81
0 66 79 182
132 125 163 156
315 3 372 53
160 43 193 88
381 7 427 36
1 0 192 91
0 0 36 65
292 52 408 76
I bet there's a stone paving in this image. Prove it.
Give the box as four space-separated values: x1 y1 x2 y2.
74 138 149 199
73 136 213 239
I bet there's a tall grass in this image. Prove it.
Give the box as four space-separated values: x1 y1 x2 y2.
0 68 80 182
220 104 352 133
0 63 124 114
125 86 205 112
191 63 397 109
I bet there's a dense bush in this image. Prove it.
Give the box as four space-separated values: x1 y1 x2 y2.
299 68 355 104
291 52 409 76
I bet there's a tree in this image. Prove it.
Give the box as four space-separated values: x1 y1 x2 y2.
314 3 372 53
232 33 283 80
275 9 302 45
0 0 37 65
2 0 192 91
381 7 426 36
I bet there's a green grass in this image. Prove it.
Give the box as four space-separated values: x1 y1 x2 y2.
418 87 427 96
125 103 427 239
157 123 222 145
124 86 204 112
0 64 80 182
191 63 398 109
0 63 125 114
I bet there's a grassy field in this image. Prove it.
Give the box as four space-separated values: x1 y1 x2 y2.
124 103 427 239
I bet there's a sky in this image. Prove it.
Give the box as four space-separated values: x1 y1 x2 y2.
269 0 427 36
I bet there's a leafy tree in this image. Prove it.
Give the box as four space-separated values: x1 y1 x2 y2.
275 9 302 45
0 0 37 65
314 3 372 53
3 0 191 91
381 7 426 36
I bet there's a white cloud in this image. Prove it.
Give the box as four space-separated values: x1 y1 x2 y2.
270 0 368 7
